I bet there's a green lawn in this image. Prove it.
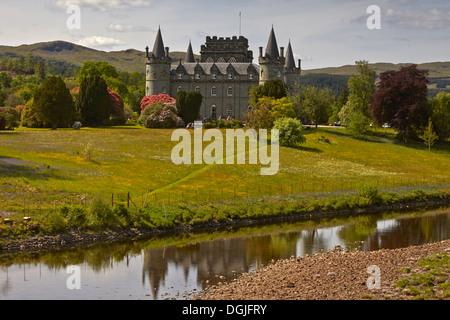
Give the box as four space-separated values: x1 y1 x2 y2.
0 125 449 217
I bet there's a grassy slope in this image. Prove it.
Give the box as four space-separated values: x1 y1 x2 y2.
0 126 448 216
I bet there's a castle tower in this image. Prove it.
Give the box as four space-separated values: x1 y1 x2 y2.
258 27 285 85
283 40 301 90
185 40 195 63
145 27 172 96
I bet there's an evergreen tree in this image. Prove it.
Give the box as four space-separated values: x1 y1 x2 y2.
76 75 111 126
33 76 74 130
177 90 203 124
249 79 287 107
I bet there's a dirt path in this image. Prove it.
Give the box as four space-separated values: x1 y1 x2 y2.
195 240 450 300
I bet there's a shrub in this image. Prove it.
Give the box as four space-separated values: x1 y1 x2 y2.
139 102 184 129
273 117 306 147
140 94 176 112
87 198 118 229
357 182 379 205
0 106 20 129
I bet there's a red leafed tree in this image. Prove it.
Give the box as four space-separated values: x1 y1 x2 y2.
140 94 176 112
107 87 125 120
370 65 431 142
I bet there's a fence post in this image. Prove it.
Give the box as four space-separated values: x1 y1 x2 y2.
127 192 130 208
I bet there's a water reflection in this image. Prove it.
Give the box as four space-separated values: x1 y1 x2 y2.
0 208 449 300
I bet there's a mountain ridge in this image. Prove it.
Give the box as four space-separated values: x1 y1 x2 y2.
1 40 449 78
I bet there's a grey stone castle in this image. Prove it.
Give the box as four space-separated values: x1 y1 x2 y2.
145 27 301 120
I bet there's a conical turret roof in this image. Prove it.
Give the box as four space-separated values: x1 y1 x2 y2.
265 26 279 59
284 40 296 69
185 40 195 63
152 26 166 58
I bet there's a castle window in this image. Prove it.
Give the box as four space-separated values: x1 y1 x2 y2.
162 87 167 94
211 86 217 96
227 105 233 117
277 71 281 78
195 86 201 92
195 73 200 80
211 105 217 119
178 73 183 80
211 73 216 80
247 105 253 112
228 73 233 80
227 86 233 96
249 74 254 80
177 86 183 92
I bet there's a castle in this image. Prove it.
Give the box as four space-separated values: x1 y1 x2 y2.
145 27 301 120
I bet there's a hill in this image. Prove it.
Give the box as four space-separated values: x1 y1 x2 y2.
0 40 199 75
302 61 450 78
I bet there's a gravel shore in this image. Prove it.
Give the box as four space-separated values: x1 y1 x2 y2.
195 240 450 300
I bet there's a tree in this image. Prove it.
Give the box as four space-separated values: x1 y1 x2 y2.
370 65 430 143
249 79 287 107
177 90 203 124
140 94 176 112
430 92 450 141
76 75 111 126
273 117 306 147
419 118 439 150
139 102 184 129
291 86 334 127
33 76 74 129
339 61 376 137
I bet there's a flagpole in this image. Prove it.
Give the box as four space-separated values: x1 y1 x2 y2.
239 11 242 37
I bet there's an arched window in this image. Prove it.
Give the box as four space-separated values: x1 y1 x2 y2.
211 86 217 96
247 105 253 112
177 86 183 92
211 105 217 119
195 86 201 92
227 105 233 117
162 87 166 94
227 86 233 96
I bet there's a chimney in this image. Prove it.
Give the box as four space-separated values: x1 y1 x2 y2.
259 46 263 57
145 46 149 58
165 47 169 57
280 47 284 58
298 59 302 69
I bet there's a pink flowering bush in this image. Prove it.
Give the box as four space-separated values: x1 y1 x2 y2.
140 94 176 112
139 102 185 129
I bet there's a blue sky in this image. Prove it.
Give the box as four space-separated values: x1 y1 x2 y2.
0 0 449 70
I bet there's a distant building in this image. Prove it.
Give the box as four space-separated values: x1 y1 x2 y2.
145 27 301 120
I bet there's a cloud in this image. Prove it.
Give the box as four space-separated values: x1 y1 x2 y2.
107 24 154 32
48 0 153 12
385 8 450 29
77 36 126 49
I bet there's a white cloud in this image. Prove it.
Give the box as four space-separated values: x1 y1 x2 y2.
77 36 126 49
49 0 153 11
107 24 154 33
385 8 450 29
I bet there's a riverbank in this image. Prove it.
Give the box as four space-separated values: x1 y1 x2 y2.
194 239 450 300
1 189 448 253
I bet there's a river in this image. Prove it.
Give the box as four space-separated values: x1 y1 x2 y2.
0 207 448 300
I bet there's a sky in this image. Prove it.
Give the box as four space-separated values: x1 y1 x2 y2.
0 0 449 70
